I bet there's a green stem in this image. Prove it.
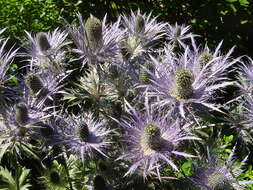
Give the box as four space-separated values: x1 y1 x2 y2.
62 155 74 190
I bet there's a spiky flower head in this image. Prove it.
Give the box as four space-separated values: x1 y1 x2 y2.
115 98 199 178
37 32 51 52
57 113 112 161
144 43 238 118
26 74 50 100
189 146 253 190
24 29 70 74
68 12 123 67
25 70 67 107
85 15 103 51
166 23 197 50
120 10 166 62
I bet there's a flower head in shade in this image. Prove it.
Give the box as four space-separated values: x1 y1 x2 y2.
25 69 67 107
236 57 253 94
166 23 198 52
114 98 200 178
68 12 123 67
24 28 70 74
120 10 166 62
0 98 53 147
144 42 238 119
57 113 112 161
189 146 253 190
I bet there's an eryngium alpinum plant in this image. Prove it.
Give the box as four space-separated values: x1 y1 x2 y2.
0 10 253 190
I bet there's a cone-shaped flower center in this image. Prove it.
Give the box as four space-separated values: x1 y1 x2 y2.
142 123 163 151
207 172 234 190
15 102 29 125
175 68 194 99
26 74 49 98
77 123 90 142
139 62 153 84
175 26 182 38
135 15 145 33
85 16 103 51
36 122 54 137
50 170 61 185
37 32 51 52
198 51 213 68
94 175 107 190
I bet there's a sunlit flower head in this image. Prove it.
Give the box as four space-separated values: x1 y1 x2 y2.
189 146 253 190
68 12 123 67
24 28 70 74
114 98 199 178
57 113 112 161
120 10 166 62
144 42 238 119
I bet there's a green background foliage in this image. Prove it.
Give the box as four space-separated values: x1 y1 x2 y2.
0 0 252 57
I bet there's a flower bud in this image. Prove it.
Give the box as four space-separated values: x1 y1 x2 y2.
198 51 213 68
207 172 233 190
135 15 145 33
85 16 103 51
14 103 29 125
49 170 61 185
77 123 89 142
37 32 51 52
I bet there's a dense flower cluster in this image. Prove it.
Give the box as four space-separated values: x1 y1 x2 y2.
0 10 253 189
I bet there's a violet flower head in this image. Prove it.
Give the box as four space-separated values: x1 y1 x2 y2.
115 98 199 178
68 12 123 67
144 42 238 119
58 113 112 161
25 69 67 107
24 28 70 74
190 146 253 190
237 57 253 94
120 10 166 62
166 23 198 51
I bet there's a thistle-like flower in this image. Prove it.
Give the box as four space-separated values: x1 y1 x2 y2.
114 98 199 178
120 10 166 62
57 113 112 161
144 42 238 119
24 28 70 74
166 23 197 51
68 12 123 67
189 146 253 190
25 69 67 107
236 57 253 94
